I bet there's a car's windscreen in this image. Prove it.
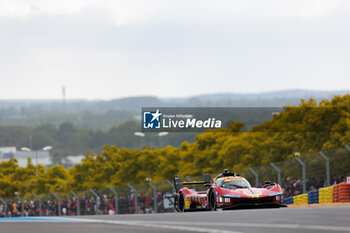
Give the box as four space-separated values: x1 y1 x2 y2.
218 179 251 189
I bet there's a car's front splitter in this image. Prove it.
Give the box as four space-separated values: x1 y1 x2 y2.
219 202 287 210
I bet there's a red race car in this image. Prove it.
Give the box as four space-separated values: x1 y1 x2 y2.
174 170 286 212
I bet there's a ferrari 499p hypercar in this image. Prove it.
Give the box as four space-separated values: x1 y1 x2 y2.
174 170 286 212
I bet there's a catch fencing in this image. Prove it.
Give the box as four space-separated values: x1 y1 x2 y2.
0 145 349 217
238 146 350 198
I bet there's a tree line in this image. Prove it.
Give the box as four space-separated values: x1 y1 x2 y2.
0 95 349 197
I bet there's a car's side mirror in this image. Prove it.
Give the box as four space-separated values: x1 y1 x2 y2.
204 183 211 187
263 181 275 189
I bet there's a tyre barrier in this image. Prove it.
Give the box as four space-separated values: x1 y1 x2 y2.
319 186 333 204
283 196 293 205
308 190 319 204
286 183 350 206
293 193 308 204
333 183 350 203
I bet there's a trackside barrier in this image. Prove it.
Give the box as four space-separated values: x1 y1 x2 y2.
283 196 293 205
287 183 349 205
51 192 61 216
147 182 158 213
166 179 176 193
0 198 8 217
295 157 306 194
1 145 349 214
108 187 119 215
248 167 259 187
308 190 319 204
270 162 281 185
15 196 24 217
71 191 80 216
89 189 100 215
293 194 308 204
33 194 42 216
333 183 350 203
319 186 333 203
318 151 330 187
128 184 138 214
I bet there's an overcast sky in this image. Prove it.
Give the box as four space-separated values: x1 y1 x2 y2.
0 0 349 100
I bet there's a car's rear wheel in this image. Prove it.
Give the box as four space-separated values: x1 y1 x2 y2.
177 192 185 212
208 190 217 211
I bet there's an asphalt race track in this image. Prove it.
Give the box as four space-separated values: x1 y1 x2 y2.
1 206 350 233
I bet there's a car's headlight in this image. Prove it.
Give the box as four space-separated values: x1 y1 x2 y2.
219 196 231 203
275 194 283 201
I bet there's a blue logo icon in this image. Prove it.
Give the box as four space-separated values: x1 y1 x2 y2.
143 109 162 129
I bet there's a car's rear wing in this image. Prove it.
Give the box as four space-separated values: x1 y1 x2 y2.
183 181 207 185
174 174 213 193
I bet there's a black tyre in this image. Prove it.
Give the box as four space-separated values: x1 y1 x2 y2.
177 192 185 212
208 190 217 211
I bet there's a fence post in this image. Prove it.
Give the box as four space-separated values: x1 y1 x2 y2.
319 151 330 187
89 189 100 215
166 179 176 193
147 182 158 213
345 145 350 152
15 196 24 217
128 184 138 214
270 162 281 185
108 187 119 215
71 191 80 216
0 198 8 217
295 157 306 193
33 194 42 216
51 192 61 216
248 167 259 187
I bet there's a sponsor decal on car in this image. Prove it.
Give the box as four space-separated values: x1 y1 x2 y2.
242 190 262 197
223 178 246 182
223 194 242 198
